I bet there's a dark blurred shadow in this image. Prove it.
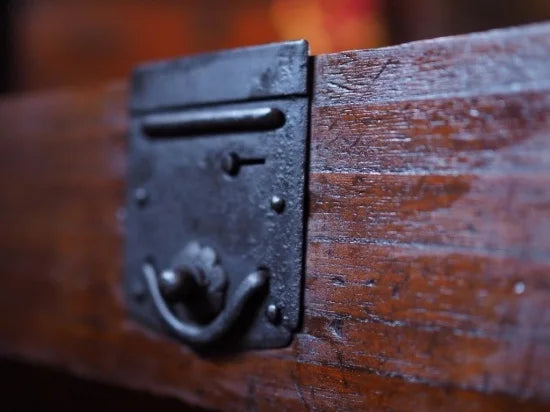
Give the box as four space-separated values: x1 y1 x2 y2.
0 358 208 412
385 0 550 45
0 1 14 93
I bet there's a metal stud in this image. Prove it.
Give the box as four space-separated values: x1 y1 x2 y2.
134 187 149 206
270 195 285 213
130 280 146 302
266 303 281 324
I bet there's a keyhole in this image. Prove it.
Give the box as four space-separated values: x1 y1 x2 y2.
221 152 265 176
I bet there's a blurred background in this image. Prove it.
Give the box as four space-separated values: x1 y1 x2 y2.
1 0 550 94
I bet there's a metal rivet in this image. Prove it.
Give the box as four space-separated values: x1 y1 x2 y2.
266 303 281 324
130 280 146 302
159 269 188 300
222 153 240 176
270 195 285 213
514 281 525 295
134 187 149 206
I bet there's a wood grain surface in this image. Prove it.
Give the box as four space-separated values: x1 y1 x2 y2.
1 23 550 410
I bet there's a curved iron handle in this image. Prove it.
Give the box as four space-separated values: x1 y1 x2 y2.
142 263 268 346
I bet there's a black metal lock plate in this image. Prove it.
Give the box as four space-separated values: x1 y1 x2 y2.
125 41 310 351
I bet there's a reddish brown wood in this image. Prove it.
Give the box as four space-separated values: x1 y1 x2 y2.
309 22 550 401
1 23 550 410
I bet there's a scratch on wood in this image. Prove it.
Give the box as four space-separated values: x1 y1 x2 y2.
246 377 257 412
291 366 311 411
327 80 354 92
336 350 350 389
372 58 392 83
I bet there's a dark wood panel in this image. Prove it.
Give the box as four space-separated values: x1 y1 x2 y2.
1 23 550 410
313 23 550 107
309 21 550 402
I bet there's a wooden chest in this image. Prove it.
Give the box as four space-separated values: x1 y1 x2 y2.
1 21 550 410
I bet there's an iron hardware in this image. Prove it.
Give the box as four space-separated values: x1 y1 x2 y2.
142 107 285 137
125 40 310 351
143 263 268 346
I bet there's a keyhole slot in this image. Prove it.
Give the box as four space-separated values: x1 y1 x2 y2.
222 153 265 176
239 157 265 166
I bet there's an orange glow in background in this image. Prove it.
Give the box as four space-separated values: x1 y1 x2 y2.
270 0 386 54
11 0 385 91
7 0 550 92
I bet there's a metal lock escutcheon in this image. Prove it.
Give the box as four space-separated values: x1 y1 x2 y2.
125 41 310 351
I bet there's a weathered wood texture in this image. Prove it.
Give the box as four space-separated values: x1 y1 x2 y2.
1 23 550 410
309 21 550 399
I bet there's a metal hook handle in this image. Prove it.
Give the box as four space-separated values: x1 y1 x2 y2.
142 263 268 346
